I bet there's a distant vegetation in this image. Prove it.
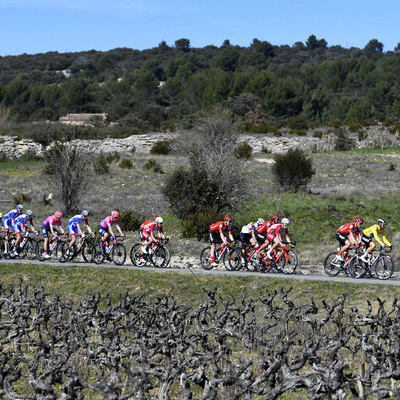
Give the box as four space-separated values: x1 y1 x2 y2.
1 36 400 132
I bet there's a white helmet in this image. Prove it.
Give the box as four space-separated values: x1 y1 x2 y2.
257 218 265 225
281 218 290 225
26 210 33 217
155 217 163 224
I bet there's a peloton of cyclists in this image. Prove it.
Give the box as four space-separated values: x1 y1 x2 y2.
12 210 37 255
361 218 393 263
209 215 235 267
42 211 65 259
239 218 265 266
67 210 94 253
335 216 363 262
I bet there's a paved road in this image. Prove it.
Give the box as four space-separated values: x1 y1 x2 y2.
2 258 400 286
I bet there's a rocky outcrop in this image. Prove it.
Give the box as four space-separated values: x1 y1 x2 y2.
1 125 399 159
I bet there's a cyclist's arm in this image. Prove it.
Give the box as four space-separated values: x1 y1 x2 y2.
116 224 124 237
219 228 227 244
381 230 391 247
228 231 234 242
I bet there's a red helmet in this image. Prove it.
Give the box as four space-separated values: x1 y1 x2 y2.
153 215 159 220
55 211 63 219
111 210 119 218
354 216 363 224
271 213 280 221
224 215 232 222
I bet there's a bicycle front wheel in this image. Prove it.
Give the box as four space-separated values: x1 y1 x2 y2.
151 245 170 268
92 243 105 265
36 239 46 261
323 252 342 276
56 241 69 263
112 243 126 266
348 256 366 278
82 241 94 263
26 238 37 260
200 247 214 270
281 250 298 274
226 247 241 271
375 255 394 280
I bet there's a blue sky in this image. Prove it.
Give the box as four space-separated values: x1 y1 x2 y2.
1 0 399 56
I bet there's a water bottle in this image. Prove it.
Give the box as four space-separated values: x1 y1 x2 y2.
106 246 112 254
49 242 56 251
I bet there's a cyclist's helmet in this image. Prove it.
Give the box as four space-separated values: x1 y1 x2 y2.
16 204 24 210
378 218 386 226
271 213 280 221
111 210 119 218
153 215 159 220
224 215 232 222
257 218 265 225
55 211 63 219
281 218 290 225
26 210 33 217
81 210 89 217
354 216 363 224
155 217 163 224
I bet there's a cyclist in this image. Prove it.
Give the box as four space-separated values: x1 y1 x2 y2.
12 210 37 255
255 214 281 261
42 211 65 259
335 216 363 262
240 218 265 266
67 210 93 252
209 215 235 267
360 218 392 263
140 216 166 254
98 211 126 251
139 215 159 244
265 217 292 260
2 204 24 254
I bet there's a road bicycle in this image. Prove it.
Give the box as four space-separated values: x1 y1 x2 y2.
199 242 241 271
349 246 395 280
130 238 171 268
257 241 298 274
57 233 97 263
7 231 39 260
36 233 69 262
92 235 127 266
323 246 363 277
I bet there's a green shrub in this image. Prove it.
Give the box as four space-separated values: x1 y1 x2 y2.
334 128 355 151
271 148 315 191
261 144 271 154
150 140 171 155
290 129 307 136
235 141 253 159
93 151 111 175
288 116 308 130
144 159 157 170
243 122 281 135
119 159 133 169
358 130 368 141
14 193 31 205
313 131 323 139
389 163 396 171
181 207 224 241
117 209 143 231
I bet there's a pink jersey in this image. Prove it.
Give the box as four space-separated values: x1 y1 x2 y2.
43 215 62 228
100 216 119 229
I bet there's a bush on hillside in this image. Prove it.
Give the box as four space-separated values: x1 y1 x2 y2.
150 141 171 155
271 148 315 191
235 141 253 159
117 209 143 231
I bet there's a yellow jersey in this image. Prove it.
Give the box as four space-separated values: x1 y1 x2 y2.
362 224 391 246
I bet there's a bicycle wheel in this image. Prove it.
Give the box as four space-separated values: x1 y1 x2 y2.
151 245 167 268
130 243 147 267
161 244 171 267
226 247 241 271
26 238 37 260
323 252 342 276
281 250 298 274
82 241 94 263
375 255 394 280
92 242 105 265
36 239 46 261
200 246 214 270
348 256 366 278
112 243 126 266
56 241 69 263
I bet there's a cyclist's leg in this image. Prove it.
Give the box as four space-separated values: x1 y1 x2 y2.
68 224 78 248
335 232 348 260
209 231 218 265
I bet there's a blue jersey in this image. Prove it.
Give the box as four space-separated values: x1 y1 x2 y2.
14 214 31 227
68 215 87 227
3 209 19 222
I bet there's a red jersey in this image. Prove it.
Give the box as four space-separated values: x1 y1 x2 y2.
257 220 273 235
209 221 231 233
267 223 288 238
140 220 153 230
141 221 162 234
337 222 361 236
